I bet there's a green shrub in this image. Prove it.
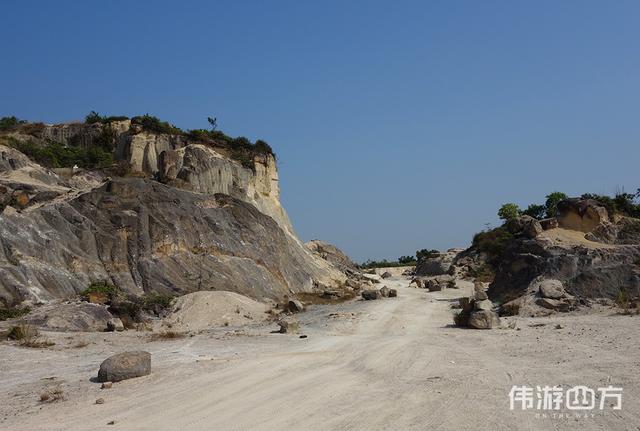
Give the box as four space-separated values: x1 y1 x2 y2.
472 226 513 262
141 293 174 315
498 203 521 221
545 192 568 218
81 281 120 301
7 137 113 169
398 255 417 265
0 116 26 131
522 204 546 220
0 306 30 321
85 111 129 124
131 114 182 135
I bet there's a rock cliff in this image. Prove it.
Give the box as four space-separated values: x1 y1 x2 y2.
0 118 346 307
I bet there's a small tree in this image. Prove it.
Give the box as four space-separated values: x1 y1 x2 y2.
498 203 521 221
207 117 217 131
545 192 568 218
522 203 546 219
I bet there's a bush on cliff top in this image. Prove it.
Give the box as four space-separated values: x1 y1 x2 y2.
7 137 113 169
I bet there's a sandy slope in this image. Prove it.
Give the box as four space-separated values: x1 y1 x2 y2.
1 277 639 430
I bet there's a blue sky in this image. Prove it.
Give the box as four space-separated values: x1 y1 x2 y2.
2 1 639 262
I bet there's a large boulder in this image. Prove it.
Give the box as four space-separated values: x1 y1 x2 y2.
379 286 391 297
536 279 566 299
468 310 501 329
474 299 494 311
362 290 382 300
22 302 116 332
507 215 543 239
97 351 151 382
305 240 357 273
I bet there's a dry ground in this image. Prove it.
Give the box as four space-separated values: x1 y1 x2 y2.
1 277 639 430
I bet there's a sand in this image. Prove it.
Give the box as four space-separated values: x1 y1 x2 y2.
1 277 639 430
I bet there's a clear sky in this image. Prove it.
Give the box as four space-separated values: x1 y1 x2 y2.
2 1 639 262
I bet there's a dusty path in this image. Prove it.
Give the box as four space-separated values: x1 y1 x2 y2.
2 277 639 430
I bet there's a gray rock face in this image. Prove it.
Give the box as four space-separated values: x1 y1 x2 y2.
362 290 382 300
0 178 343 306
488 233 640 304
97 351 151 382
305 240 357 273
468 310 500 329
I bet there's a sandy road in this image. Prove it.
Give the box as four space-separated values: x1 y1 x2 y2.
3 277 639 430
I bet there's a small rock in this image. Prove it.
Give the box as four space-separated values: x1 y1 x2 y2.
107 421 115 425
101 382 113 389
299 335 307 339
388 289 397 298
95 398 105 405
277 319 299 334
287 299 305 313
97 351 151 383
362 290 382 300
106 318 124 332
555 324 564 329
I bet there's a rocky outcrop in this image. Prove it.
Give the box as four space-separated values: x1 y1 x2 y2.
415 249 463 276
0 118 350 308
0 178 344 306
305 240 357 274
488 225 640 305
557 198 609 233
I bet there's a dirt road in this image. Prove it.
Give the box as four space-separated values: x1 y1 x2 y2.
2 277 639 430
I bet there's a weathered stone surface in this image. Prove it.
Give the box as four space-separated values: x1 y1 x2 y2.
557 198 609 233
287 299 305 313
97 351 151 382
0 178 345 306
468 310 500 329
362 290 382 300
388 289 397 298
474 299 494 311
379 286 390 297
540 218 559 230
507 215 543 239
536 279 566 299
277 319 299 334
22 302 115 332
536 297 562 310
380 271 392 279
305 240 357 273
415 249 463 276
106 318 124 332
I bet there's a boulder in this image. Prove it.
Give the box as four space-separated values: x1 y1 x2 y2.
507 215 543 239
380 271 392 279
106 318 124 332
537 279 566 299
427 283 442 292
97 351 151 382
362 290 382 300
23 302 116 332
468 310 501 329
379 286 390 297
426 275 454 292
287 299 305 313
473 284 488 301
388 289 398 298
277 319 299 334
536 297 563 310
